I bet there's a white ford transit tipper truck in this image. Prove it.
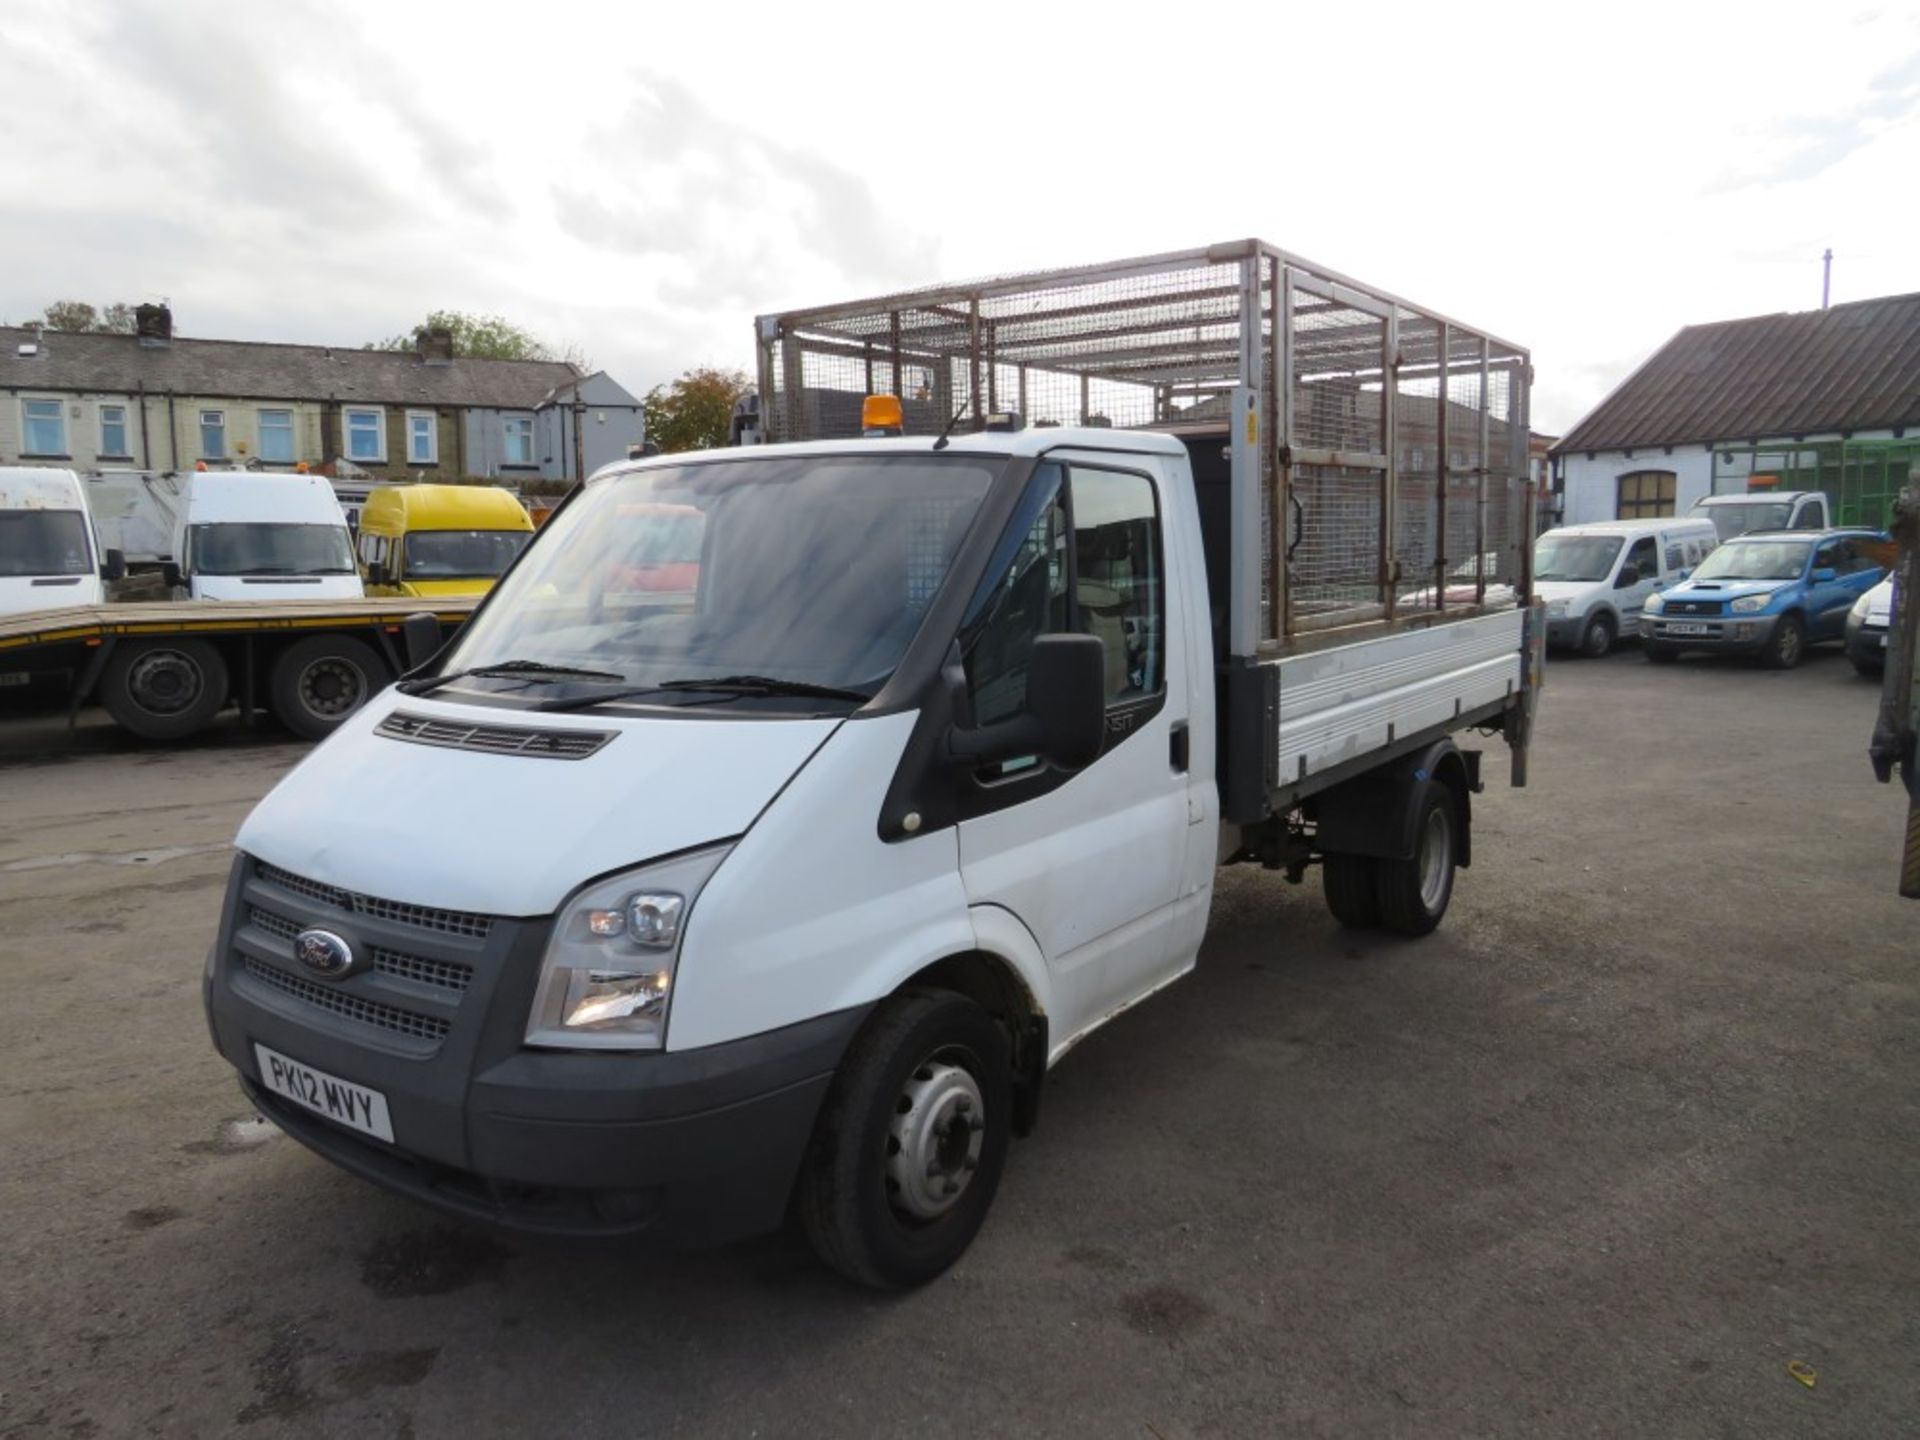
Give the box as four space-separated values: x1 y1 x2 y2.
204 241 1543 1287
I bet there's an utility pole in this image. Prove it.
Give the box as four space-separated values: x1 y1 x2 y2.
1822 248 1833 309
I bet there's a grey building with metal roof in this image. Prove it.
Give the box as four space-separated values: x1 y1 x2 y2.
1550 293 1920 529
0 305 643 484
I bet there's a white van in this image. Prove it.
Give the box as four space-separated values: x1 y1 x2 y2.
168 471 363 601
1692 490 1829 542
0 466 123 618
1535 517 1718 656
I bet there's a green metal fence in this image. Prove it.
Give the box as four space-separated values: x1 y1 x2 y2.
1710 438 1920 529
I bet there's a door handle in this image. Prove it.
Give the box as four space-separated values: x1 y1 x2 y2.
1169 721 1189 773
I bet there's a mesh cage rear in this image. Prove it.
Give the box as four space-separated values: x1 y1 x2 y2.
758 243 1531 644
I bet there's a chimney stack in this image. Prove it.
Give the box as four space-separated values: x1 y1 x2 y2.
135 303 173 347
415 326 455 366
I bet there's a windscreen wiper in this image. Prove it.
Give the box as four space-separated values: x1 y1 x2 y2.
536 674 872 713
397 659 628 697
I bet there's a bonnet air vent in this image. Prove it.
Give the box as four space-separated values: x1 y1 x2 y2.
375 711 615 760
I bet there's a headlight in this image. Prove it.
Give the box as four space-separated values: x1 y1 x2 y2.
525 845 731 1050
1643 592 1665 614
1545 599 1568 617
1730 593 1774 613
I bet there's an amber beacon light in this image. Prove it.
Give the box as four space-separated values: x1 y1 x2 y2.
861 395 904 436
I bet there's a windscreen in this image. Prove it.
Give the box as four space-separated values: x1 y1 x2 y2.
0 510 91 577
443 454 1000 706
403 529 531 579
1691 539 1808 582
190 523 355 576
1700 501 1793 541
1534 535 1623 583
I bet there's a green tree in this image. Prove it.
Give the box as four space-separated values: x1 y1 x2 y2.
39 300 138 333
368 309 560 362
642 367 751 453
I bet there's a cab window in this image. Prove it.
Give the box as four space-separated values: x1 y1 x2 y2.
1791 502 1825 530
962 462 1165 732
1812 539 1845 574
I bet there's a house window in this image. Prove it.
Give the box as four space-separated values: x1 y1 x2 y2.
503 416 535 466
258 409 295 463
199 410 226 460
99 404 130 457
345 407 385 462
406 411 437 465
1617 470 1675 519
22 398 66 456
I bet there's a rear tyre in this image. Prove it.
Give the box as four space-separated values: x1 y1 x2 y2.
1322 853 1381 929
1580 613 1616 658
797 991 1012 1290
1644 643 1678 665
1761 614 1805 670
1850 657 1883 679
269 636 391 741
99 639 229 741
1374 783 1457 937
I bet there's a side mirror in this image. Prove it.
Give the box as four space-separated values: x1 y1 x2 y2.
161 561 184 590
948 633 1106 771
1812 567 1837 583
1615 564 1640 588
401 612 443 670
1677 567 1692 581
367 560 390 587
100 548 127 583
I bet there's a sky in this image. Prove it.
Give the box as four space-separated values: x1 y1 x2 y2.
1 0 1916 435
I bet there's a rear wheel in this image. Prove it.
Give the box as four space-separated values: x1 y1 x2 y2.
1322 853 1381 929
99 639 229 741
1374 783 1457 937
270 636 390 741
797 991 1012 1289
1761 614 1805 670
1580 613 1616 658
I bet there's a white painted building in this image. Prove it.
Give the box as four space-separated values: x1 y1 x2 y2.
1552 292 1920 530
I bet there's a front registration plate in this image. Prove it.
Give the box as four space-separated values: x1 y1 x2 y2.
254 1043 394 1142
1666 622 1711 636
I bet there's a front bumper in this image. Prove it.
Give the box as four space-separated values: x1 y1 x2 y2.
1845 615 1888 667
1544 613 1587 648
204 854 867 1239
1643 612 1779 655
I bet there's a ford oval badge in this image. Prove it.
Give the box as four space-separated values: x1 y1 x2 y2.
293 928 357 979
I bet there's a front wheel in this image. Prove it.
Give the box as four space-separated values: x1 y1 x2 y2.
1580 613 1616 658
797 991 1012 1289
1761 614 1806 670
1374 783 1458 937
1850 656 1883 679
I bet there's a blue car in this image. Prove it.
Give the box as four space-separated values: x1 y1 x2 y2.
1641 528 1887 669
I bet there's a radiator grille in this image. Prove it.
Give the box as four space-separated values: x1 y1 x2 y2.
241 957 451 1044
256 863 493 939
246 907 471 993
376 710 614 760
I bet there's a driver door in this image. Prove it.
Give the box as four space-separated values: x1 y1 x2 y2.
955 459 1190 1050
1616 534 1661 634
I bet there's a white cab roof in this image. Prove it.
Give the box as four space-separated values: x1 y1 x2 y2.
591 427 1189 483
183 471 350 525
1542 517 1714 539
0 465 88 510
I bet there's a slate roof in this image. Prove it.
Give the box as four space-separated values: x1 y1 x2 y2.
1553 292 1920 455
0 326 581 408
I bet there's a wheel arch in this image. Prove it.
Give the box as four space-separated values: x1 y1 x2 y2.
1314 736 1474 869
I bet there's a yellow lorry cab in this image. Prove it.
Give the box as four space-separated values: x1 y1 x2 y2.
357 484 535 597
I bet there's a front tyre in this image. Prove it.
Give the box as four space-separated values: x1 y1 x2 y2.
797 991 1012 1289
1374 782 1458 937
1761 613 1806 670
1580 612 1616 658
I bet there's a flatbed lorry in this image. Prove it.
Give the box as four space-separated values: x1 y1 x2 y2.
0 597 470 742
201 240 1543 1287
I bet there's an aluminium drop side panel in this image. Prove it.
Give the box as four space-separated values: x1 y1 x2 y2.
1271 608 1525 788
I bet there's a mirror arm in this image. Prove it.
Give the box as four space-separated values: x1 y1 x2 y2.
945 714 1043 766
